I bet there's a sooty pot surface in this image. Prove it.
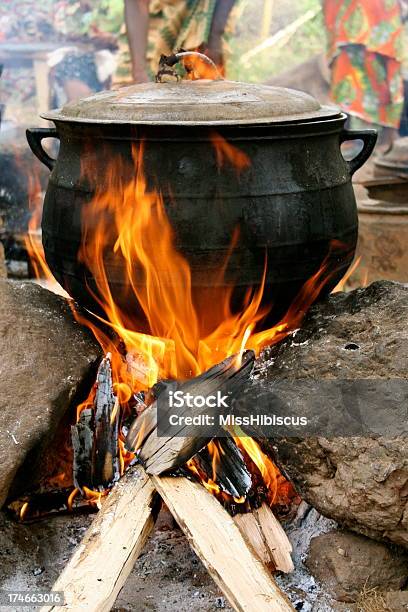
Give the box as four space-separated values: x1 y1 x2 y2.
27 80 377 327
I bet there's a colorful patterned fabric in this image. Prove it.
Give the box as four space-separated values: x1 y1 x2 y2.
146 0 237 74
324 0 406 127
0 0 55 43
0 1 122 123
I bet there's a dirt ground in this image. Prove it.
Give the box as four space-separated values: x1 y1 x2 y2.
0 508 232 612
0 499 350 612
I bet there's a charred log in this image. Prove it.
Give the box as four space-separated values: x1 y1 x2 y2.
126 350 255 475
71 355 120 492
92 356 120 489
193 436 252 500
7 488 98 523
71 408 93 491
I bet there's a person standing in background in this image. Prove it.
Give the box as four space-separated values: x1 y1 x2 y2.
50 0 121 103
124 0 238 83
0 0 122 123
323 0 406 145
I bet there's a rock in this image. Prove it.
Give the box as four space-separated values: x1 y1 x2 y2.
239 281 408 547
305 530 408 603
0 242 6 278
0 279 101 508
384 591 408 612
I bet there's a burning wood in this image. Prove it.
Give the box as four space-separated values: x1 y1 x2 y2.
193 436 252 500
71 355 120 492
37 346 295 611
126 350 255 476
7 488 98 523
43 466 293 612
92 355 120 488
71 408 93 491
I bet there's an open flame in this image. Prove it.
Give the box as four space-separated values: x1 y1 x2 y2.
76 139 271 389
24 159 69 296
26 131 348 509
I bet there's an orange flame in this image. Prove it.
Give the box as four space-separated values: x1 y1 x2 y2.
333 256 361 292
71 137 347 500
76 140 272 390
25 133 349 505
19 501 29 521
235 436 279 505
23 164 50 279
210 132 251 175
23 159 68 297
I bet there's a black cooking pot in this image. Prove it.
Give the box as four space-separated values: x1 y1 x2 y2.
27 80 376 326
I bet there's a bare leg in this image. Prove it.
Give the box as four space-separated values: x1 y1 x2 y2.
63 79 93 102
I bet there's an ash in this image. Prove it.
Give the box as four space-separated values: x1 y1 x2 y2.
276 503 343 612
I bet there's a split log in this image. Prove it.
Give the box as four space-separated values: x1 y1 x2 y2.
92 356 120 488
234 504 293 573
256 504 293 573
233 511 271 566
71 408 93 490
41 466 159 612
193 436 252 499
151 474 294 612
126 350 255 475
71 355 120 491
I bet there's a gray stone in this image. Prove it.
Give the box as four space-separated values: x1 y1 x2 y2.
0 279 101 507
242 282 408 547
384 591 408 612
305 530 408 603
0 242 6 278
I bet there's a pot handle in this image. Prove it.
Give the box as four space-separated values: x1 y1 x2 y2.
26 127 59 171
339 129 377 176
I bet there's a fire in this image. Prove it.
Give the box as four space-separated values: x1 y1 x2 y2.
19 501 29 521
235 435 279 505
76 139 272 389
24 163 47 279
26 132 349 509
24 159 68 296
210 132 251 175
333 256 361 292
67 487 79 511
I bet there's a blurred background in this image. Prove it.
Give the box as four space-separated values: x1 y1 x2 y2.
0 0 407 288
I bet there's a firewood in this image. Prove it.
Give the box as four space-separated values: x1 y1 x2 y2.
92 355 120 489
194 436 252 499
151 475 294 612
256 503 294 573
233 511 272 566
71 355 120 491
7 488 98 523
41 466 159 612
72 408 94 491
234 504 294 574
126 351 255 475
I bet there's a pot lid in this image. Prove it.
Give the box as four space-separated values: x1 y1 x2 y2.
42 80 340 126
